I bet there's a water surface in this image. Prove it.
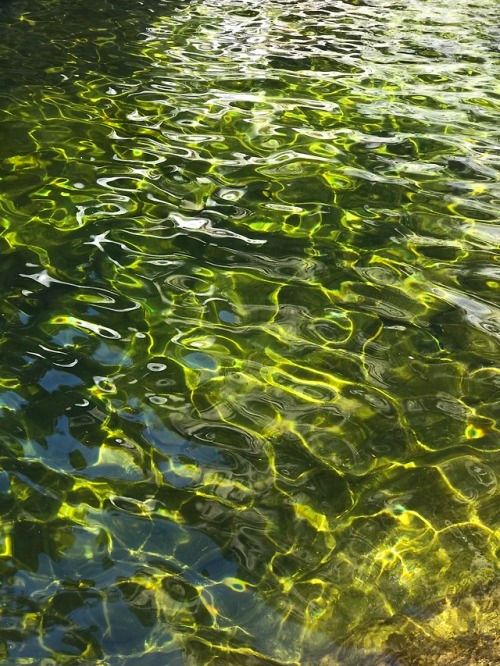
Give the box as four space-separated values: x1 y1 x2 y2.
0 0 498 663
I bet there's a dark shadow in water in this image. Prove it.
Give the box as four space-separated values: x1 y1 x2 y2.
0 0 187 88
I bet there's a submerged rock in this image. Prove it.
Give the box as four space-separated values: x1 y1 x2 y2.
313 582 499 666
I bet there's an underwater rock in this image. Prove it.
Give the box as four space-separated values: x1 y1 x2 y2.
312 582 499 666
388 581 499 665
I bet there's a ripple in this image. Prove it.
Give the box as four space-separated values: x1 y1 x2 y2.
0 0 498 663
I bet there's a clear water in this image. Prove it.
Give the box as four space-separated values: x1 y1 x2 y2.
0 0 498 663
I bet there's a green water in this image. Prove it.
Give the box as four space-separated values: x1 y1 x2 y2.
0 0 498 663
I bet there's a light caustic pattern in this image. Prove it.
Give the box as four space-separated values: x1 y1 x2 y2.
0 0 498 663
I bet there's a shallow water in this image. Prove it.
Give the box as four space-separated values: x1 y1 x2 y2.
0 0 498 663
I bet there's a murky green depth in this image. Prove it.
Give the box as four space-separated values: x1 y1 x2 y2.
0 0 498 663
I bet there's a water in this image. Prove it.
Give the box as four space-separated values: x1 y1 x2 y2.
0 0 498 663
